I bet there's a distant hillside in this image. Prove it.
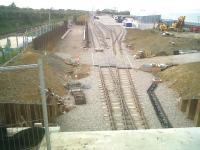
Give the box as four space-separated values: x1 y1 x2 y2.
0 3 87 35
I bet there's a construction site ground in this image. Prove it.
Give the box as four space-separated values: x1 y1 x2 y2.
125 29 200 56
1 16 199 131
158 62 200 99
53 25 109 131
56 16 196 130
0 50 67 102
0 27 90 103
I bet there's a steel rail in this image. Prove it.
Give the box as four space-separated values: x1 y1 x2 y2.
126 69 149 129
99 66 117 130
108 67 129 129
115 68 137 129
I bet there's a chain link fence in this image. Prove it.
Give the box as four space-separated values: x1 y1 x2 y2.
0 23 55 65
0 60 51 150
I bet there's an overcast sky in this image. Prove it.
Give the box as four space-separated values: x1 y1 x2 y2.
0 0 200 14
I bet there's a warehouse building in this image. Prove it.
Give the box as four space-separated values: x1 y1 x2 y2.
134 15 161 23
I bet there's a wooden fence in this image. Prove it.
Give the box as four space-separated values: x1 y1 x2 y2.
33 24 67 51
0 102 59 127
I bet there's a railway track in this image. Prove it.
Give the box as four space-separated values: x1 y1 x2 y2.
118 69 149 129
96 23 125 56
117 27 125 52
99 66 149 130
98 22 112 39
112 26 125 55
92 18 173 130
89 20 101 49
98 23 117 55
99 67 124 130
93 19 149 130
93 22 108 49
110 67 136 130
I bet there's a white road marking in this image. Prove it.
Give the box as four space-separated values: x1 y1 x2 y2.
126 53 133 68
91 52 95 66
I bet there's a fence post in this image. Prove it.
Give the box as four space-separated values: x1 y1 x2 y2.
38 58 51 150
16 35 18 47
25 30 27 48
23 34 25 51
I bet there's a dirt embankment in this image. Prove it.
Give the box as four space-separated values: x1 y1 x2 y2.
125 29 200 56
0 49 91 103
0 24 91 103
158 62 200 99
0 51 66 102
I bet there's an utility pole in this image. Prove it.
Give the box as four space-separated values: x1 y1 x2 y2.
49 8 51 31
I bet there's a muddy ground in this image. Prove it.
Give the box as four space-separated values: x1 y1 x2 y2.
158 62 200 99
0 50 68 102
0 25 90 103
125 29 200 56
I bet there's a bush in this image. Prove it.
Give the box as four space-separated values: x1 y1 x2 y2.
74 15 88 25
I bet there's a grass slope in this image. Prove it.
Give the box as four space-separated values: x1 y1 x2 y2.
125 29 200 56
0 51 66 102
159 62 200 99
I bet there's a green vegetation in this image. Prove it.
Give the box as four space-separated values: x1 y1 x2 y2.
0 38 22 64
0 3 87 35
0 47 22 64
96 9 130 15
159 62 200 99
73 15 89 25
0 49 21 64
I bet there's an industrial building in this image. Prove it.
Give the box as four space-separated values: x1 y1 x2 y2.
134 15 161 23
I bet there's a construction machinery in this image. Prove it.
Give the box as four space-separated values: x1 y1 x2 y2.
170 16 186 31
156 16 186 32
156 22 168 31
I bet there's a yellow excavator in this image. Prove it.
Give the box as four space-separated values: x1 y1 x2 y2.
169 16 185 31
156 16 186 32
157 22 168 31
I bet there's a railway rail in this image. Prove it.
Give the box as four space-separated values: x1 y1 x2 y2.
110 67 136 130
112 27 125 55
91 17 174 130
93 22 108 49
97 23 124 55
99 66 149 130
99 67 124 130
117 27 125 52
93 19 149 130
97 23 126 55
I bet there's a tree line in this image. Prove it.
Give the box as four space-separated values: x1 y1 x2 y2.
0 3 87 35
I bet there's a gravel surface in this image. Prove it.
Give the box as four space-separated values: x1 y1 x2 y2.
55 25 109 131
57 68 110 131
97 16 121 26
54 25 92 65
155 83 195 127
56 16 196 132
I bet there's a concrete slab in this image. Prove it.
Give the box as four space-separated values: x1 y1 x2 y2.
40 128 200 150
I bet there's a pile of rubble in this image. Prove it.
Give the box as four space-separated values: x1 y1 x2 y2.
64 81 88 105
140 63 176 73
46 88 75 114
